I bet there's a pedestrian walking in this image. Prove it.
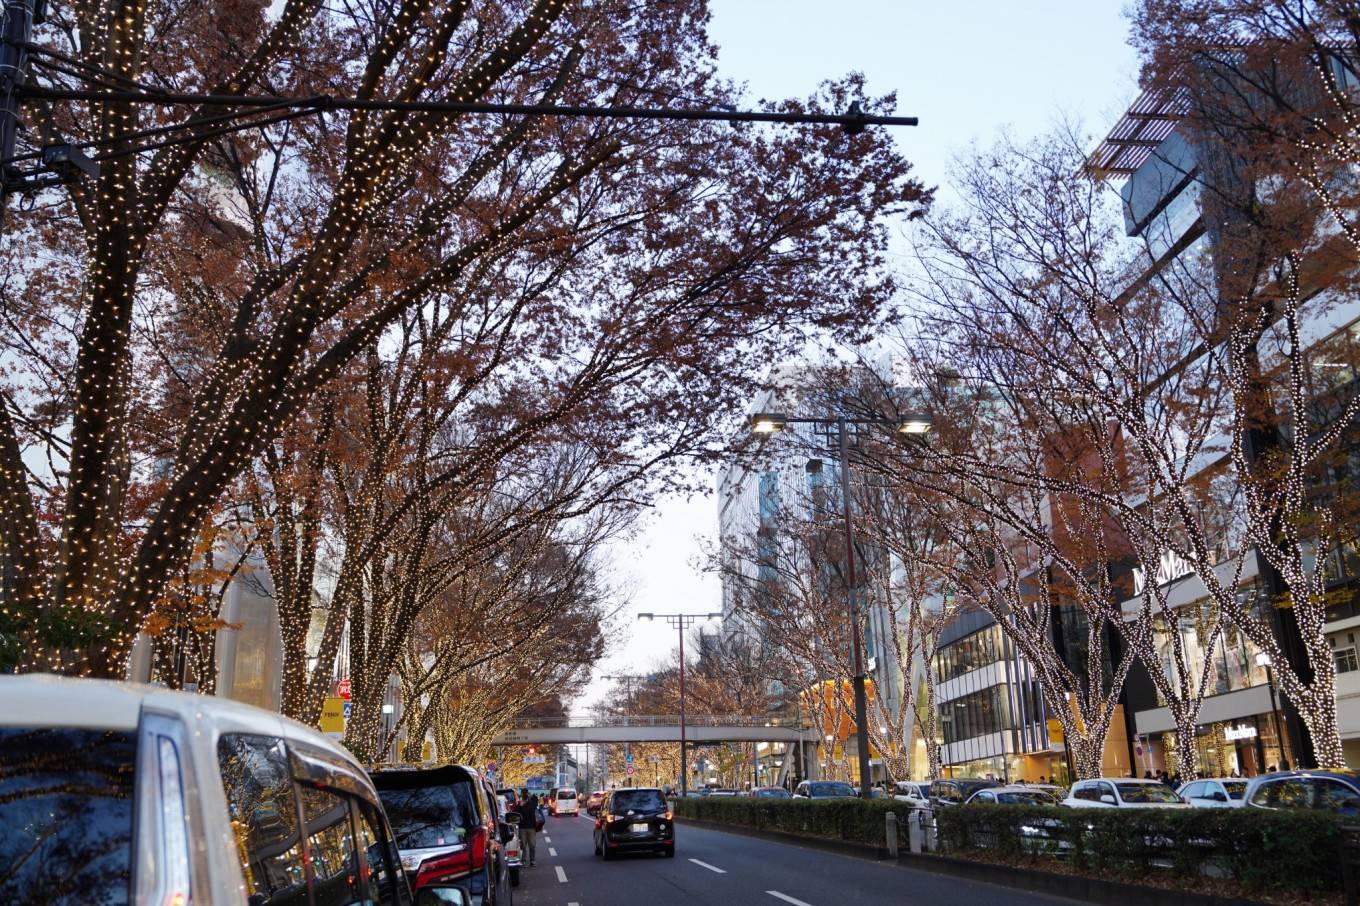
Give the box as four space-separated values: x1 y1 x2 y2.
517 789 540 867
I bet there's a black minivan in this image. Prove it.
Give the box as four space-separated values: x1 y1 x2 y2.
372 765 514 906
929 778 1000 809
594 787 675 859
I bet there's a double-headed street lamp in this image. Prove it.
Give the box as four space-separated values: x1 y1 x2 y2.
749 411 931 799
638 611 722 797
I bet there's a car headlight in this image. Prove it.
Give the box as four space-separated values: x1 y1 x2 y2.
400 854 423 872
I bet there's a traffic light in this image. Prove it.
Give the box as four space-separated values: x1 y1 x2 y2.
527 745 537 755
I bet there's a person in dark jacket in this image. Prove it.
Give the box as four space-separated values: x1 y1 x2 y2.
517 790 540 866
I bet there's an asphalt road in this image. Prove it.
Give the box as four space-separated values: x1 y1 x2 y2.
511 810 1078 906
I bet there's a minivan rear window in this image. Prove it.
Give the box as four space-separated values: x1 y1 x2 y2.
0 727 137 905
377 783 476 849
609 789 666 812
557 790 576 799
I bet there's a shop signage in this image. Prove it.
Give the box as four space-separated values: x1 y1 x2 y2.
319 697 346 733
336 677 352 700
1224 724 1258 741
1132 550 1195 596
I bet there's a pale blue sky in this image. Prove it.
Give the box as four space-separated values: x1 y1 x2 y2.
582 0 1142 714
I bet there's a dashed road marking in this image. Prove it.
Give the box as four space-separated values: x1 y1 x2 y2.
767 892 814 906
688 858 727 874
556 865 568 883
549 847 558 857
544 836 552 843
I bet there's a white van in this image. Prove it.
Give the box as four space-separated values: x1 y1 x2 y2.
553 787 580 816
0 673 414 904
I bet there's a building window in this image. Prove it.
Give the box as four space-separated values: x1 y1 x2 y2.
1335 646 1359 674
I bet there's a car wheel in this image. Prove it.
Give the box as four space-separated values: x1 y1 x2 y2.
510 868 520 888
663 846 675 858
601 842 613 861
594 834 602 856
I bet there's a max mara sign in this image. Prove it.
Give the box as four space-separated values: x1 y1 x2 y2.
1132 550 1196 596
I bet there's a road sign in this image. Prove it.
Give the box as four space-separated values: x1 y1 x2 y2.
319 697 346 733
625 752 635 764
626 765 634 776
524 754 546 764
342 701 352 720
337 678 352 700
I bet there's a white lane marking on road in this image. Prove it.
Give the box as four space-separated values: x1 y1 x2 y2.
688 858 727 874
544 836 552 843
767 891 814 906
549 847 558 857
556 865 568 883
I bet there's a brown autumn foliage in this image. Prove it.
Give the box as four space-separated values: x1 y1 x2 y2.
0 0 928 677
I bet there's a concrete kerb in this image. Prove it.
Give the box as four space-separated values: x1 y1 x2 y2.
673 816 1272 906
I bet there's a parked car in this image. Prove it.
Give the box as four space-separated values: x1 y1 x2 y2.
965 785 1062 805
553 787 580 816
893 781 931 807
752 786 792 799
708 788 738 797
1178 777 1248 808
372 764 514 905
0 674 413 905
586 789 607 815
929 778 1000 809
594 787 675 859
793 780 858 799
1244 770 1360 815
1062 778 1187 808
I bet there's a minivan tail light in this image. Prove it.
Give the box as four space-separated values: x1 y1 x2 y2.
414 848 472 889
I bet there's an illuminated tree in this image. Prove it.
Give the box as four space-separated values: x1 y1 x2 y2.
0 0 926 677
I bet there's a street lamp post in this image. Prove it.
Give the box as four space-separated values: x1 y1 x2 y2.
1256 651 1288 768
638 611 722 797
750 411 931 799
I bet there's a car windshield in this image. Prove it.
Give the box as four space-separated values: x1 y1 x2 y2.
996 791 1057 805
1223 781 1247 799
377 782 475 849
1116 783 1183 803
610 789 666 813
0 727 138 906
810 782 856 798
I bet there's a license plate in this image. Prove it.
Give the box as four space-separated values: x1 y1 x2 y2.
630 823 649 833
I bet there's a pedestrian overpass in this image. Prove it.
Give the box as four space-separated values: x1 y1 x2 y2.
489 715 819 746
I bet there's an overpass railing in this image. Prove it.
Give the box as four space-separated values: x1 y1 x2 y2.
505 715 811 730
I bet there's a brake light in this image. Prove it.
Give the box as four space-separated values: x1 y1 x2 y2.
413 828 486 890
414 850 471 890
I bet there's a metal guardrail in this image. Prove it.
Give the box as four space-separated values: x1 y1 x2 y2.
507 715 811 730
1343 824 1360 906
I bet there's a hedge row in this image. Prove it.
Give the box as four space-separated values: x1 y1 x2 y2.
673 796 1348 897
936 803 1346 897
671 795 898 848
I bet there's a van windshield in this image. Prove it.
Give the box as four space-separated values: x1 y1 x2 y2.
0 727 137 905
377 783 476 849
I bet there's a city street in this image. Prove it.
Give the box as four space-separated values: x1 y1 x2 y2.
512 812 1074 906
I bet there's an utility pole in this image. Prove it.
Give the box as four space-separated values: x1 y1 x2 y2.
0 0 37 227
836 416 876 799
638 612 721 797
